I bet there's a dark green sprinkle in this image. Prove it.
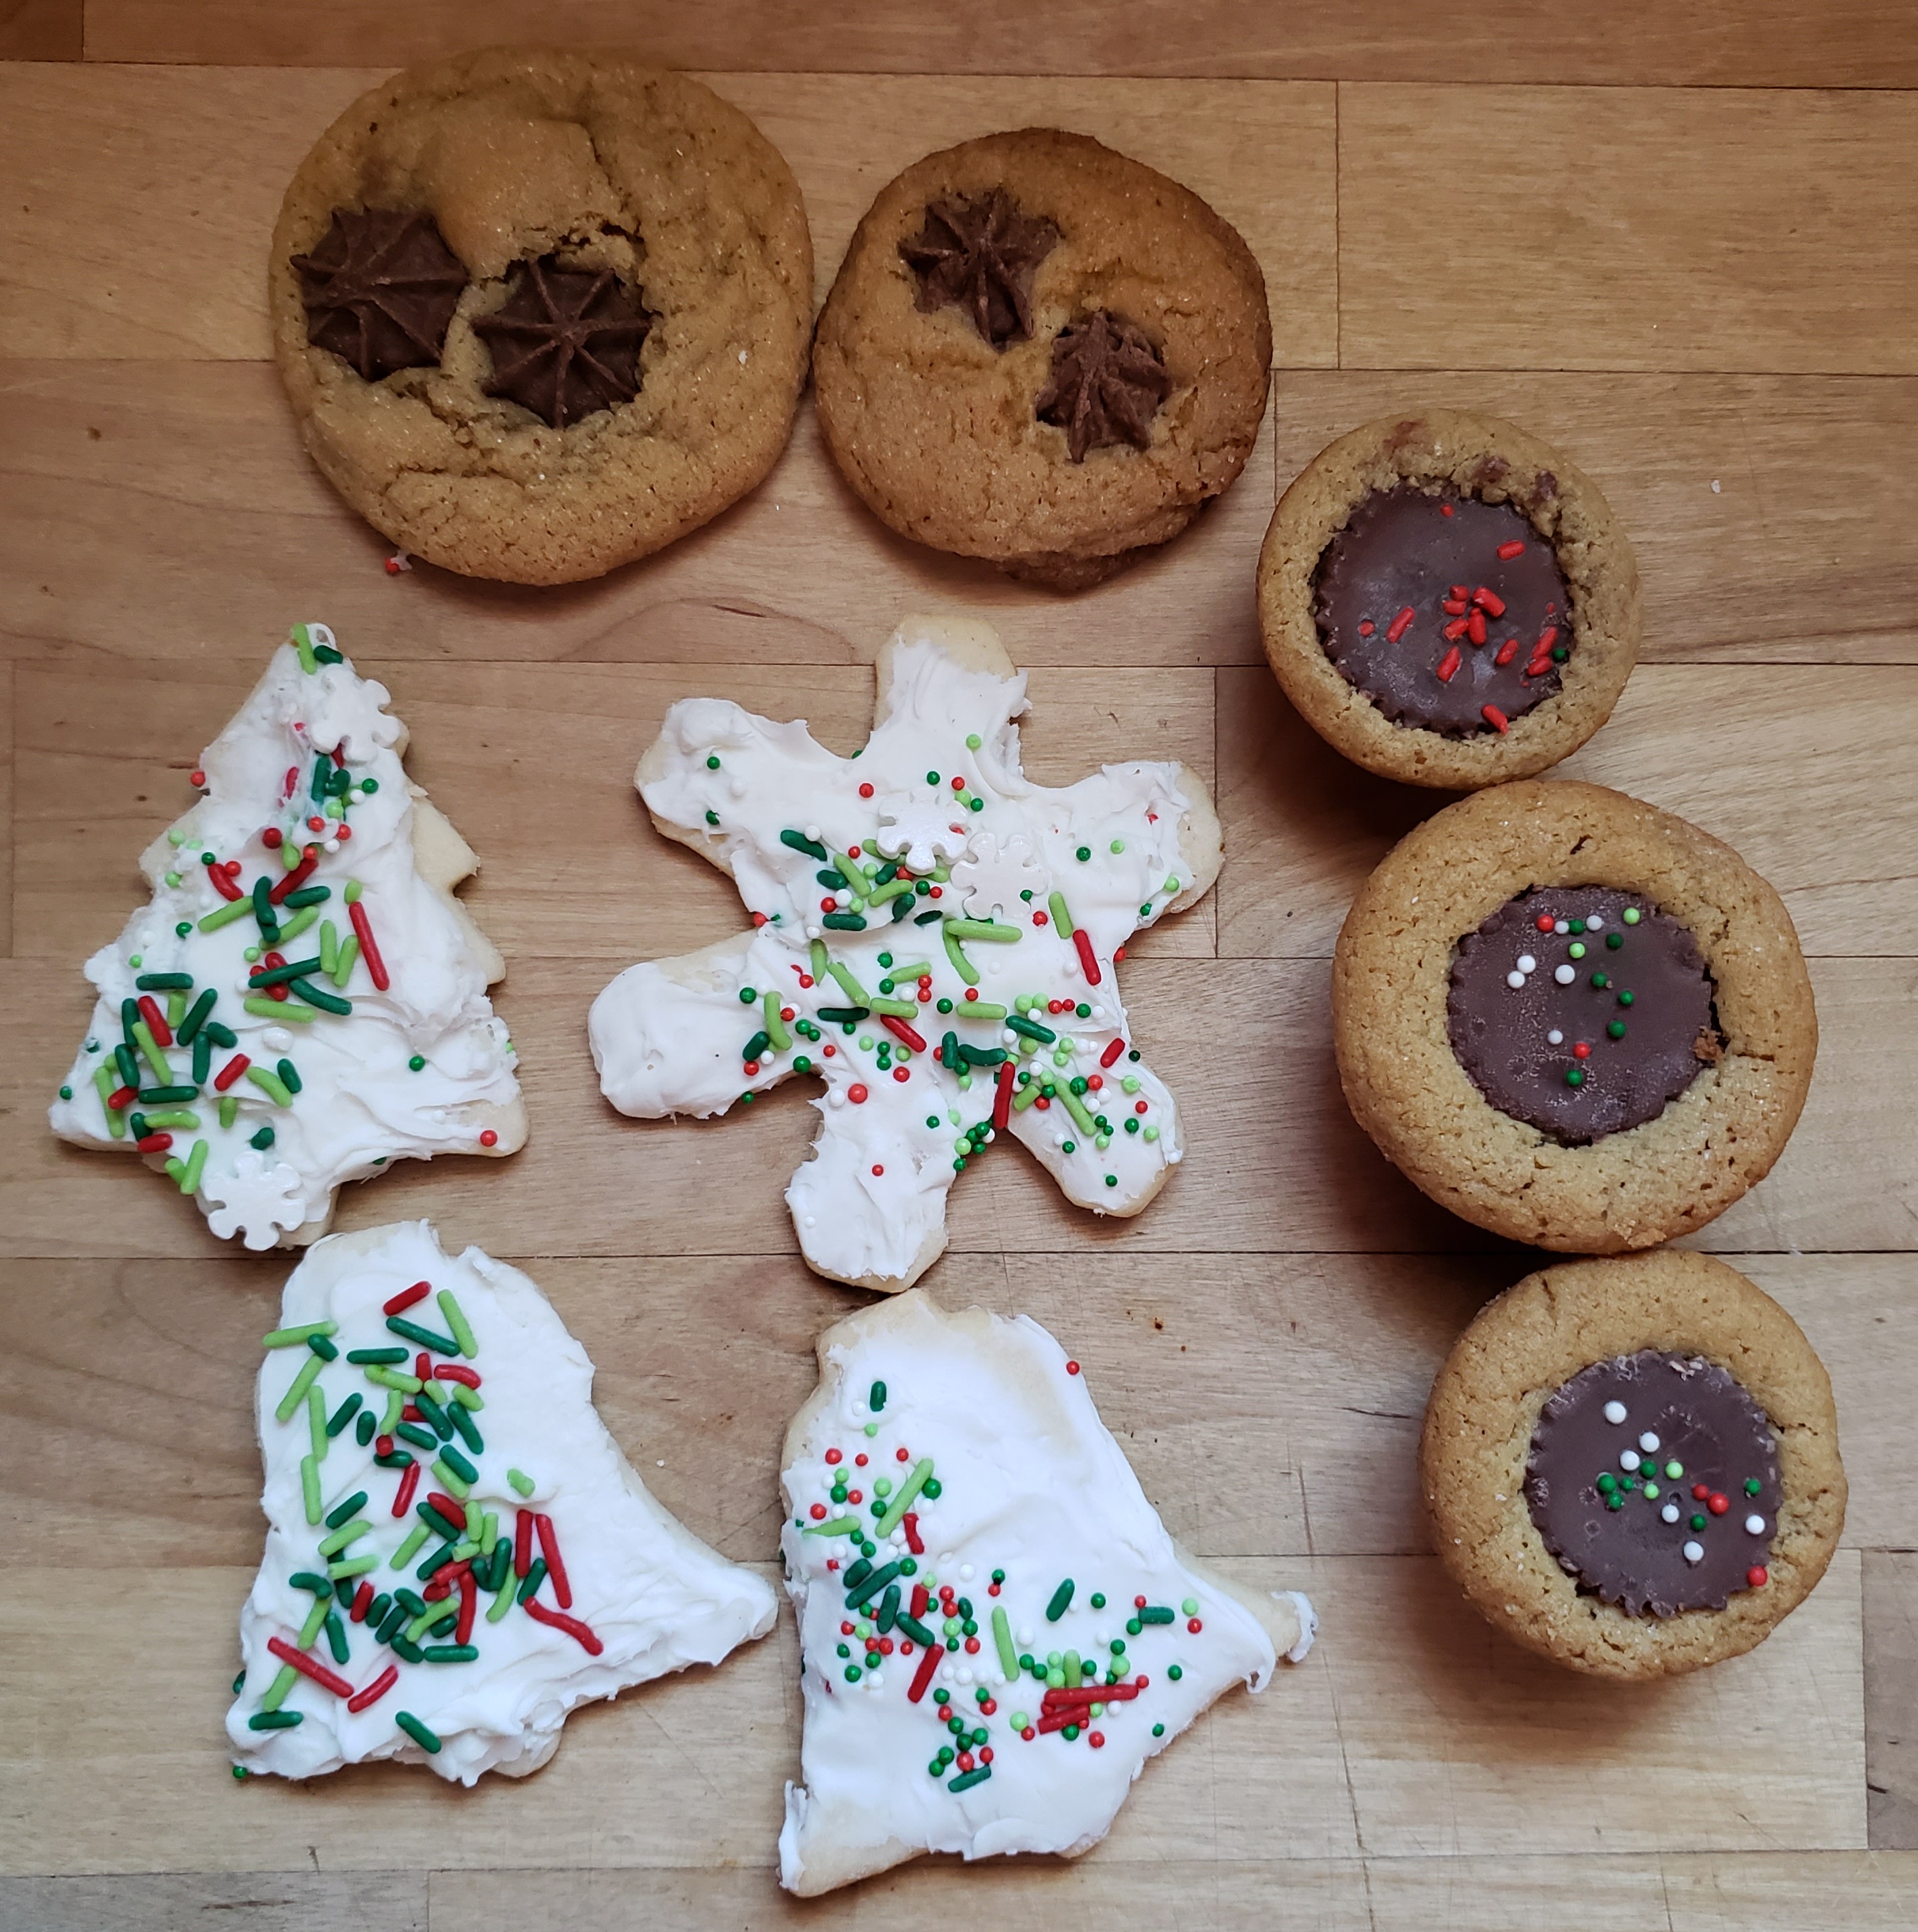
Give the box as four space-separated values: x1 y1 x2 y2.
278 1057 303 1096
134 972 193 991
1606 931 1624 950
176 987 219 1043
742 1029 772 1062
375 1449 415 1469
781 830 829 861
517 1557 550 1606
869 1379 886 1412
307 1333 339 1361
388 1315 461 1356
390 1635 425 1665
1137 1605 1175 1625
396 1711 442 1753
417 1542 459 1581
248 1710 303 1730
365 1594 391 1629
394 1422 439 1452
138 1085 200 1103
823 913 867 930
447 1402 483 1456
249 1125 276 1152
355 1409 377 1447
289 1571 333 1595
1608 1021 1628 1038
347 1346 410 1364
1004 1014 1056 1043
417 1502 463 1544
413 1386 455 1440
408 1055 426 1072
204 1021 238 1048
1045 1578 1074 1622
282 886 331 909
324 1609 350 1664
947 1766 992 1793
438 1443 478 1484
424 1644 479 1663
325 1490 369 1529
289 978 352 1015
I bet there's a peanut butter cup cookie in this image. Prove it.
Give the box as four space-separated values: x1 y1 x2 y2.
1422 1251 1845 1678
1333 782 1816 1251
1260 411 1640 785
812 129 1271 590
271 48 813 584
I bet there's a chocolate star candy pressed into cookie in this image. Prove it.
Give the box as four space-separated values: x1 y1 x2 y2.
1035 311 1173 463
899 187 1058 349
291 208 470 382
472 257 654 430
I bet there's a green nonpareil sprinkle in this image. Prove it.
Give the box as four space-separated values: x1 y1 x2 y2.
507 1468 535 1497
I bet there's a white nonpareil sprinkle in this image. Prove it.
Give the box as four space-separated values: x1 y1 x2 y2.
1638 1432 1661 1453
1585 915 1605 931
1507 970 1526 989
1662 1502 1681 1523
1554 964 1577 985
1682 1540 1705 1564
1746 1515 1767 1536
1549 1029 1565 1046
1603 1400 1628 1424
1620 1449 1641 1471
1555 920 1570 934
1517 955 1537 974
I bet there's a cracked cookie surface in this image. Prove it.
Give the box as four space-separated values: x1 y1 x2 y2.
270 46 813 584
812 128 1271 590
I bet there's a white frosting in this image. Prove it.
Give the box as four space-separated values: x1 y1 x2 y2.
228 1220 777 1785
590 615 1220 1290
776 1291 1311 1895
48 631 525 1247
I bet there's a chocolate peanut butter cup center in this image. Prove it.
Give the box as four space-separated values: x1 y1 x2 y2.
1313 485 1569 736
1526 1349 1781 1618
1448 887 1720 1143
293 208 470 383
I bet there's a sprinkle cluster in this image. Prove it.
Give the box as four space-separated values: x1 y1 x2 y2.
793 1367 1207 1796
1504 903 1641 1091
233 1276 598 1760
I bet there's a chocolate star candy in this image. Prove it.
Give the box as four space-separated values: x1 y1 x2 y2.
1034 311 1173 463
292 208 471 383
471 256 654 430
899 188 1059 349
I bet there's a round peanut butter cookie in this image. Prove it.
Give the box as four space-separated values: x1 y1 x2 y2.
1260 411 1640 786
1332 781 1816 1251
812 128 1272 590
1422 1251 1845 1678
270 48 814 585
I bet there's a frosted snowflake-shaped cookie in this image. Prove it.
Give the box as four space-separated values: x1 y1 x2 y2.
229 1221 777 1785
589 615 1224 1291
48 626 525 1247
777 1290 1315 1893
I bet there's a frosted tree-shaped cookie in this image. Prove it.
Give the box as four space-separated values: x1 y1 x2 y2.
228 1220 778 1783
590 615 1222 1291
777 1290 1316 1894
49 626 525 1247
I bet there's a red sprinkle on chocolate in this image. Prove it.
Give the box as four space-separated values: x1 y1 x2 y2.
1482 704 1510 733
1497 539 1526 559
1385 606 1416 644
1494 637 1522 667
1435 646 1463 683
1473 587 1507 617
1467 608 1488 645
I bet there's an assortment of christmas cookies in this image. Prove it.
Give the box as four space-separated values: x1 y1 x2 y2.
38 34 1858 1886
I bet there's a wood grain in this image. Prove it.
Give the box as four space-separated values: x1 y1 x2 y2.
1340 86 1918 374
0 0 79 59
0 1873 428 1931
0 1554 1862 1876
1 1252 1908 1574
1866 1553 1918 1850
1217 662 1918 961
0 363 1279 671
8 954 1911 1261
0 64 1336 362
77 1 1918 89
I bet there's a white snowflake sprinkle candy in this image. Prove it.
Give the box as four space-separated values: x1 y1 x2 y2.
49 627 525 1247
229 1221 777 1784
777 1290 1314 1895
589 615 1224 1291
